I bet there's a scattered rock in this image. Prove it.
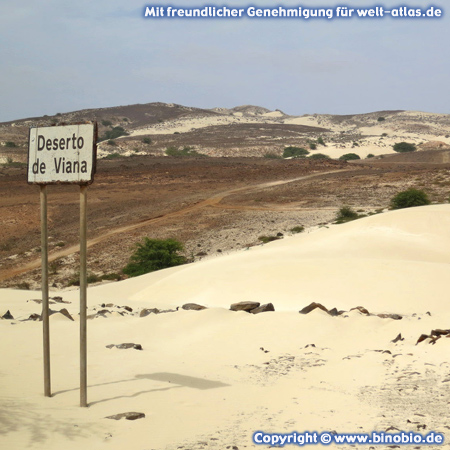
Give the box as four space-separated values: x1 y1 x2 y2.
328 307 342 317
105 412 145 420
230 301 260 312
377 313 402 320
416 334 430 344
182 303 207 311
122 306 133 312
299 302 328 314
51 296 70 304
431 329 450 336
351 306 370 315
1 310 14 320
58 308 74 321
48 308 74 321
391 333 404 343
28 313 41 321
250 303 275 314
140 308 160 317
106 343 143 350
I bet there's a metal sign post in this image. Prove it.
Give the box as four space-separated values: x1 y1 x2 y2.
28 122 97 407
80 185 88 407
40 185 51 397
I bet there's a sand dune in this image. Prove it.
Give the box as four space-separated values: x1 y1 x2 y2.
1 205 450 449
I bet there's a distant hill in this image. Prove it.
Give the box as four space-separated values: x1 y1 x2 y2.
1 102 450 162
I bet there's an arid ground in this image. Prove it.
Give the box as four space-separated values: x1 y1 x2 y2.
1 154 450 290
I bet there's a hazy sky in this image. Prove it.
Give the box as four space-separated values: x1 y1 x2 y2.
1 0 449 121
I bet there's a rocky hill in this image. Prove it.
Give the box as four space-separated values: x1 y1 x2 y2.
1 102 450 163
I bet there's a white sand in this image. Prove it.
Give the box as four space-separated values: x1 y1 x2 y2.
1 205 450 449
124 109 450 160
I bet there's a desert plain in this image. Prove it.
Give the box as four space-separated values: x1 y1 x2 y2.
1 103 450 449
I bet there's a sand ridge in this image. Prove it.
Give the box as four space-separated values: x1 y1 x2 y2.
1 204 450 449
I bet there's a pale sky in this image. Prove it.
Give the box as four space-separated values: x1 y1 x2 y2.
1 0 449 122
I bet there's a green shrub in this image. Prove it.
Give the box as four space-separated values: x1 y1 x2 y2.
378 117 385 122
264 153 282 159
98 126 129 142
165 146 203 157
290 226 305 234
366 154 375 159
258 235 280 244
393 142 416 153
335 206 360 224
309 153 330 160
309 142 317 150
381 133 388 137
101 120 112 127
390 188 431 209
5 141 17 148
106 139 116 146
339 153 361 161
100 273 122 281
283 146 309 158
123 238 187 277
104 153 121 160
317 137 326 146
142 137 152 144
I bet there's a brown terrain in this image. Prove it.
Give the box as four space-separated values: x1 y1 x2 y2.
1 102 450 289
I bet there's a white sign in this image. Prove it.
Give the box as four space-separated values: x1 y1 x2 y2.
28 124 96 184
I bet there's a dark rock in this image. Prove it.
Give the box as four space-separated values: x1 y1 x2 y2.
105 303 115 308
230 301 260 312
250 303 275 314
299 302 328 314
97 309 111 316
28 313 41 321
276 232 283 237
106 343 143 350
431 329 450 336
48 308 74 321
122 306 133 312
328 307 340 317
2 310 14 320
58 308 74 321
182 303 207 311
377 313 402 320
140 308 160 317
416 334 431 345
350 306 370 315
105 412 145 420
391 333 404 343
51 296 70 304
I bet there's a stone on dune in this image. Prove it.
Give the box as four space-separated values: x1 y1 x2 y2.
230 301 260 312
250 303 275 314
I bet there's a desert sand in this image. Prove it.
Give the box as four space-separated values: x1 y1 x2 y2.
1 205 450 449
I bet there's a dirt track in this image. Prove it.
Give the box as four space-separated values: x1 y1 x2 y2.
1 156 450 289
0 169 351 282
